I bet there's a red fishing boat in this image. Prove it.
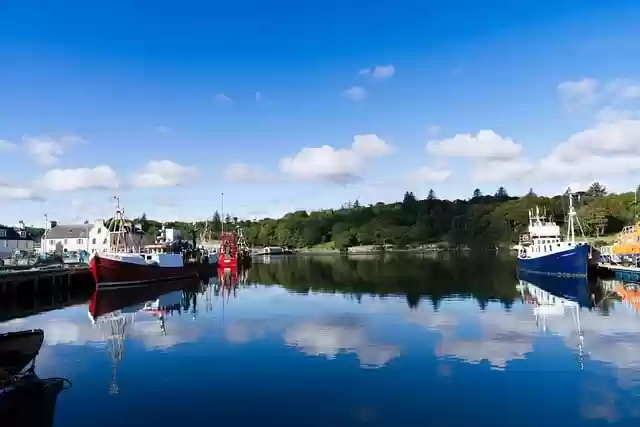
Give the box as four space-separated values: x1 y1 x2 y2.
89 197 198 289
218 231 238 269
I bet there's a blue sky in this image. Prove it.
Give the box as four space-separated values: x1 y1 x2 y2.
1 0 640 225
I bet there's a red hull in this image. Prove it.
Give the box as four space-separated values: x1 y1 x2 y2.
90 254 198 289
218 254 238 269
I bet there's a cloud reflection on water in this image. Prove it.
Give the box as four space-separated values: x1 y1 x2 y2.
283 318 400 368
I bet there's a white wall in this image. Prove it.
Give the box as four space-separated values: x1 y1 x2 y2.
89 220 110 253
39 219 146 253
43 237 90 253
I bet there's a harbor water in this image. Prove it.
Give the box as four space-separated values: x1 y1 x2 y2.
2 254 640 426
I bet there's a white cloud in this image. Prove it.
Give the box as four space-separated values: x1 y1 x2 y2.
39 165 119 192
23 134 84 166
427 130 523 160
223 163 271 183
132 160 198 188
0 140 17 151
557 78 599 105
409 166 452 183
551 119 640 161
359 64 396 81
279 134 392 183
596 107 640 123
344 86 366 101
471 158 534 183
457 119 640 185
213 93 232 103
0 183 41 201
351 134 393 157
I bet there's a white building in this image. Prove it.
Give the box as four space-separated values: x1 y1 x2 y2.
40 219 144 254
0 222 35 257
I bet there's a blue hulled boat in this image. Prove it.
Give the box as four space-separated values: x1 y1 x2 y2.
517 191 597 277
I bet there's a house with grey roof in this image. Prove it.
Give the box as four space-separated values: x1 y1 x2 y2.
40 219 145 254
0 223 35 257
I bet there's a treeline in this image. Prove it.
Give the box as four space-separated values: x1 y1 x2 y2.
208 182 637 249
26 182 640 249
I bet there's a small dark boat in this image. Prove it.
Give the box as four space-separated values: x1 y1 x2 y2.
0 329 44 376
0 329 69 427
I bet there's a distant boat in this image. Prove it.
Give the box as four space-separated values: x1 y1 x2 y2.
517 190 597 277
89 197 198 289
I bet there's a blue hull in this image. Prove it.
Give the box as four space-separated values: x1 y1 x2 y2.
517 244 590 277
517 270 591 307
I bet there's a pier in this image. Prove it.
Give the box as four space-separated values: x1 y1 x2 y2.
0 264 94 302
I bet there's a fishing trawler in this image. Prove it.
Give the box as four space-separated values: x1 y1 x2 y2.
517 190 597 277
89 197 198 289
218 225 251 270
198 216 219 265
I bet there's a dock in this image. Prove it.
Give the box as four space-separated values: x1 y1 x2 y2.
597 262 640 282
0 264 93 299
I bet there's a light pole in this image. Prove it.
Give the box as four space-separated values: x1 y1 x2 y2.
221 192 225 235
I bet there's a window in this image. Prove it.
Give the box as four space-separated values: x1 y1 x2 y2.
103 239 107 244
49 240 54 245
63 239 68 245
97 228 102 234
77 239 83 244
18 231 26 238
92 238 96 244
0 229 6 237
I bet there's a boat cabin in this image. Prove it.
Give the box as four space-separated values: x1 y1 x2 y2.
518 206 581 258
141 243 183 267
611 224 640 255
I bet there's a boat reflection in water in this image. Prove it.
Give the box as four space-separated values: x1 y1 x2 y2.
88 277 201 394
516 271 593 369
0 329 71 427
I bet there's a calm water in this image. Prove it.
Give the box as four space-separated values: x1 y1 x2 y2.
2 254 640 426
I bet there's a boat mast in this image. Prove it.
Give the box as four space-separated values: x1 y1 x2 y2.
567 188 576 244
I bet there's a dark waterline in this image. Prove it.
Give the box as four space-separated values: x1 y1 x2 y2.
1 254 639 426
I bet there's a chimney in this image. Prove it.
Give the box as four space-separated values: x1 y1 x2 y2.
50 221 58 228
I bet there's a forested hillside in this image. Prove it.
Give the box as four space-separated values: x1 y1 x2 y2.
27 182 639 249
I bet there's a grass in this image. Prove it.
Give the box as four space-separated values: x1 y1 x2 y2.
308 241 336 250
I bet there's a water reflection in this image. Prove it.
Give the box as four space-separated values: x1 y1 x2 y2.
1 255 640 425
283 316 400 369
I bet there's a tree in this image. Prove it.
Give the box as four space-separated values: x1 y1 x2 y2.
403 191 417 205
526 188 536 197
427 189 436 200
495 187 508 198
472 188 483 199
586 182 607 197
